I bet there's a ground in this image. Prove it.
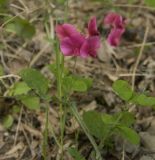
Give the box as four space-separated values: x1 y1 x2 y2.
1 0 155 160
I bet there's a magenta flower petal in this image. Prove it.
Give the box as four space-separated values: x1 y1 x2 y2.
107 28 124 47
56 24 81 40
104 12 125 29
60 37 74 56
60 34 85 56
88 16 99 36
80 36 100 58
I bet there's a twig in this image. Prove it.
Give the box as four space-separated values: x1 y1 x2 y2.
14 106 23 146
0 51 10 73
0 74 21 79
119 73 153 77
121 143 125 160
29 44 50 67
0 6 43 30
21 124 35 157
123 41 155 49
131 21 149 90
114 4 155 11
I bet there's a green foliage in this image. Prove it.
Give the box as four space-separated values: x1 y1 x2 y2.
12 105 20 113
20 68 49 97
0 65 4 76
112 80 133 101
20 95 40 110
68 148 86 160
0 0 9 12
2 114 13 129
57 0 65 4
83 110 139 144
115 111 135 127
113 79 155 108
131 94 155 107
117 126 140 144
127 0 135 4
83 111 108 139
5 17 35 39
145 0 155 7
48 63 69 77
71 78 88 92
9 82 31 96
62 75 92 94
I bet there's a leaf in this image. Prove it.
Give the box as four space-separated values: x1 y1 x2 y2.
57 0 65 4
0 0 8 12
5 17 35 39
83 111 108 139
72 76 92 92
48 63 57 76
82 77 93 89
145 0 155 7
48 63 69 76
0 0 8 6
112 80 133 101
20 68 49 97
2 115 13 129
12 105 20 113
117 126 140 144
127 0 135 4
115 112 135 127
68 148 86 160
20 95 40 110
62 76 73 94
62 75 92 93
0 65 4 76
102 114 115 124
131 94 155 107
10 82 31 96
72 79 87 92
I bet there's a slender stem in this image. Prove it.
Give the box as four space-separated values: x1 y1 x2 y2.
55 40 64 159
70 103 102 160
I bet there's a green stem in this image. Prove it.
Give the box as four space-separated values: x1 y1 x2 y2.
70 103 102 160
55 40 65 158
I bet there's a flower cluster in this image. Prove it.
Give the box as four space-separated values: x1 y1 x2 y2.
56 17 100 58
104 12 126 47
56 13 126 57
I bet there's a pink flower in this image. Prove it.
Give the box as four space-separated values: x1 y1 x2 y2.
55 24 82 40
107 28 125 47
104 12 126 29
104 12 126 47
80 36 100 58
56 17 100 58
88 16 99 36
60 35 85 56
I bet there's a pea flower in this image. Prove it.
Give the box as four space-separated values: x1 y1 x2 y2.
104 12 126 47
88 16 100 36
107 28 125 47
104 12 126 29
56 17 100 58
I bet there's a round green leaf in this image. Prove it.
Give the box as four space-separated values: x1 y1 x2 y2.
117 126 140 145
5 17 35 39
20 68 49 97
112 80 133 101
2 115 13 129
145 0 155 7
20 95 40 110
83 111 108 139
11 82 31 96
